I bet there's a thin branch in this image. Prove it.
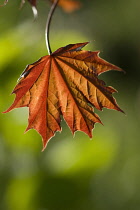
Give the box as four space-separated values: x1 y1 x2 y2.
45 0 59 55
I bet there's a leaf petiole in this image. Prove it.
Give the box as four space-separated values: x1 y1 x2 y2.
45 0 59 55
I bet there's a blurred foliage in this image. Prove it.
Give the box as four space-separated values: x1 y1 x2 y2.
0 0 140 210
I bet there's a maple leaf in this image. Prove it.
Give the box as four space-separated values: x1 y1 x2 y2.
3 42 124 150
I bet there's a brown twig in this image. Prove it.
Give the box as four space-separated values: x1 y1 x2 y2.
45 0 59 55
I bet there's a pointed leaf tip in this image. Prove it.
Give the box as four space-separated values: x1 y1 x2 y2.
32 6 38 19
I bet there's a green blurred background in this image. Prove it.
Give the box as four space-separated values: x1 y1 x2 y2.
0 0 140 210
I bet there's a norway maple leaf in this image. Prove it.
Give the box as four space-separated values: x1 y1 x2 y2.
3 42 124 150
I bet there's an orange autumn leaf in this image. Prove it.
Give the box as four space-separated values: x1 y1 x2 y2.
3 42 124 150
